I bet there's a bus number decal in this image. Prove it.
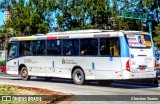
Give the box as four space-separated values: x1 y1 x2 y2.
24 59 38 64
24 59 32 63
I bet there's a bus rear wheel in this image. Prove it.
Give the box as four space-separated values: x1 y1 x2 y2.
20 67 30 81
73 68 86 85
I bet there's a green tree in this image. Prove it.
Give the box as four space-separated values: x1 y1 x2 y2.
0 0 56 36
154 24 160 47
0 0 159 34
0 27 13 50
56 0 86 30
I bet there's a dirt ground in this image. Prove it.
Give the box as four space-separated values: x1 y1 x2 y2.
0 84 73 104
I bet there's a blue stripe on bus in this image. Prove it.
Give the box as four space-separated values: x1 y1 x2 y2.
52 61 54 68
18 60 19 66
110 56 113 61
119 36 130 57
37 37 46 40
151 40 155 57
92 62 95 70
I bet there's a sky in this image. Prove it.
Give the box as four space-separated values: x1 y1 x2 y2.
0 0 4 26
0 0 31 27
0 11 4 26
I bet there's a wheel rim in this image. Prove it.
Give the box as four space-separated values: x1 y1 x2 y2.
22 69 27 78
75 72 82 82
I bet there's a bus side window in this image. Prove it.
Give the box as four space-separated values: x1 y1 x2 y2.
81 49 86 55
80 38 98 55
114 46 119 56
100 38 110 55
63 39 79 56
24 45 31 55
110 47 114 56
100 38 120 56
110 46 119 56
66 50 71 56
19 41 31 56
7 42 18 60
109 38 120 56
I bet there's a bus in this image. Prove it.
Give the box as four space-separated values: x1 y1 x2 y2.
6 30 156 85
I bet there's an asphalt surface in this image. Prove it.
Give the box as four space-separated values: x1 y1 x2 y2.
0 73 160 104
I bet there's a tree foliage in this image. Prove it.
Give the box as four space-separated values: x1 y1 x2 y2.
0 0 57 36
0 0 159 46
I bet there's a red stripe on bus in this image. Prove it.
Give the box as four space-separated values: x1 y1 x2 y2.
46 36 57 40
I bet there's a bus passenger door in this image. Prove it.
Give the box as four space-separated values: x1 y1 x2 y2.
7 42 19 75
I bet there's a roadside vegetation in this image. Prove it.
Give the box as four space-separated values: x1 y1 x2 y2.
0 84 70 104
0 60 5 66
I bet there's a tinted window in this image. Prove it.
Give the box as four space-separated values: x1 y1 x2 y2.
7 42 18 60
19 41 31 56
63 39 79 56
32 40 46 55
47 40 61 55
80 39 98 55
100 38 120 56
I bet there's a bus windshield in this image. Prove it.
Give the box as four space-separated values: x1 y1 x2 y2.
125 34 152 48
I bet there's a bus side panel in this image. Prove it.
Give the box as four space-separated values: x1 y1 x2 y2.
92 57 122 79
6 59 19 75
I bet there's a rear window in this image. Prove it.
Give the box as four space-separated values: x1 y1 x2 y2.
125 34 152 48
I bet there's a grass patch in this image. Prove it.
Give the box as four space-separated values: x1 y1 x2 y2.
0 85 15 95
0 84 70 104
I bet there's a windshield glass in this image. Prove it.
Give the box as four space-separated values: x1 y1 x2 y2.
125 34 152 48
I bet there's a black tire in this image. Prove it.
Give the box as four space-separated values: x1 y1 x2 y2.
20 67 30 81
44 77 52 81
73 68 86 85
98 80 112 86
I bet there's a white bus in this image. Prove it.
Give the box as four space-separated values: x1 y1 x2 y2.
6 30 156 85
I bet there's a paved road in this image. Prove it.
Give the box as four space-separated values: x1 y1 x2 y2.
0 74 160 104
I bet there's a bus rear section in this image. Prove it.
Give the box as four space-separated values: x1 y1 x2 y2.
122 33 156 79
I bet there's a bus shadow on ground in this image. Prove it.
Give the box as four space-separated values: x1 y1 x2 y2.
89 80 158 89
7 74 159 89
15 77 159 89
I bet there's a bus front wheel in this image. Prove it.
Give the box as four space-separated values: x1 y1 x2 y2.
20 67 30 81
73 68 86 85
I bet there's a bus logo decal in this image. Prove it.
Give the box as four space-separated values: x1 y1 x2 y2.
62 58 77 64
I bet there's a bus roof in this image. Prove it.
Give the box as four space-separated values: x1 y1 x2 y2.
10 30 150 41
121 31 149 35
46 29 115 35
